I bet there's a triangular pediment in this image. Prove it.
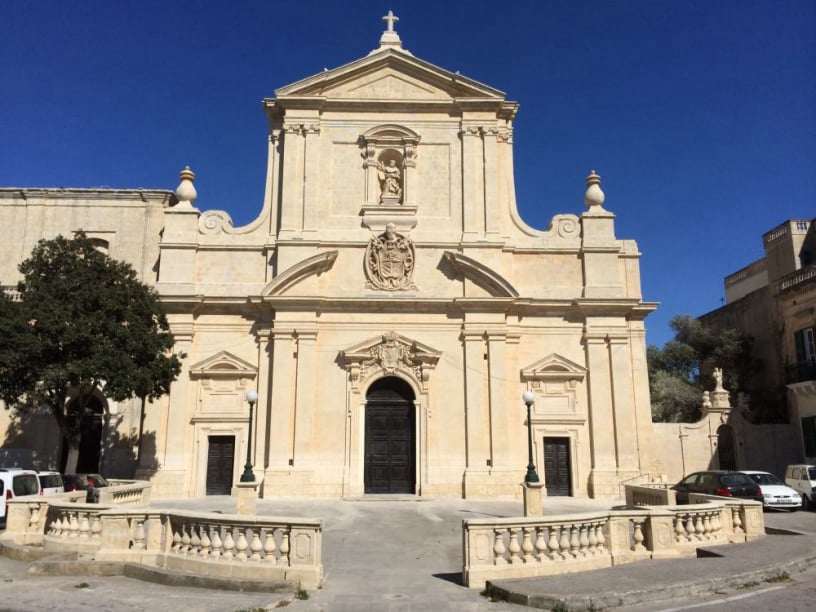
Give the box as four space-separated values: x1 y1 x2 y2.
275 48 505 101
521 354 587 382
189 351 258 379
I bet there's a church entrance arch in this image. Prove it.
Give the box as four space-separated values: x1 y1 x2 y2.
717 425 737 470
364 377 416 494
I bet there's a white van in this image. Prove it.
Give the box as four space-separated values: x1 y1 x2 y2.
784 464 816 510
36 471 64 495
0 468 41 527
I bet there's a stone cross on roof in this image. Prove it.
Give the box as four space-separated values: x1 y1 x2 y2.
379 9 402 48
382 9 399 31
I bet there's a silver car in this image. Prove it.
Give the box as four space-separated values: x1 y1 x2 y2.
741 470 802 511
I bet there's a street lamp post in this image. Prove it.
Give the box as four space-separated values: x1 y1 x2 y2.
522 390 540 484
240 389 258 482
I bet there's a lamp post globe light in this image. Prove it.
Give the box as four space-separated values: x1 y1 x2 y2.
241 389 259 483
522 390 540 484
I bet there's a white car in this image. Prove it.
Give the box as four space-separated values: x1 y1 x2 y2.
741 470 802 511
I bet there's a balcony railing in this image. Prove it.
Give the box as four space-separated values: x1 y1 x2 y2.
787 360 816 384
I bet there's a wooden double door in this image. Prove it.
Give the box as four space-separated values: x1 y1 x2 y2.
364 378 416 494
543 437 572 496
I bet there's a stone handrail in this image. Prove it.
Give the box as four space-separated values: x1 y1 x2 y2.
98 480 152 505
625 482 676 507
1 481 150 546
1 478 324 590
10 501 323 590
463 499 764 588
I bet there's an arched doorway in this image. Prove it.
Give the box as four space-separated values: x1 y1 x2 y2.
60 394 104 473
717 425 737 470
364 377 416 494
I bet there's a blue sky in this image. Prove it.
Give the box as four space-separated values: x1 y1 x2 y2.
1 1 814 347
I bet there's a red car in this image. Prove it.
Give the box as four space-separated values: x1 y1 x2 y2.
62 473 109 503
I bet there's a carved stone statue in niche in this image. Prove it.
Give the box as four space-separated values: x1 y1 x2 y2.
365 223 416 290
377 159 402 203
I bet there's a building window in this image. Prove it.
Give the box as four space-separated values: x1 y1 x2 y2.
803 416 816 457
795 327 816 365
796 221 808 231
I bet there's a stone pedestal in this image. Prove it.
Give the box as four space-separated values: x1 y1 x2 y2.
233 477 263 515
522 481 546 516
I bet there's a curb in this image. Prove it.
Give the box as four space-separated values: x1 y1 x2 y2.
486 550 816 610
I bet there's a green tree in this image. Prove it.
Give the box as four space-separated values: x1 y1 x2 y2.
648 315 757 422
0 232 182 474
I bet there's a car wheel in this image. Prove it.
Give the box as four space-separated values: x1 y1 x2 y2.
804 495 812 511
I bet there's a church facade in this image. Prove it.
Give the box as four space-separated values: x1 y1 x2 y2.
1 16 664 499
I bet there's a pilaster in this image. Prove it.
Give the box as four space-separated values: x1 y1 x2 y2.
608 334 638 470
486 331 509 466
266 328 297 469
279 123 305 235
461 122 484 238
152 319 195 497
292 326 318 465
482 127 499 236
462 330 489 468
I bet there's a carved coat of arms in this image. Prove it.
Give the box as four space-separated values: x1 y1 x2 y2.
365 223 416 290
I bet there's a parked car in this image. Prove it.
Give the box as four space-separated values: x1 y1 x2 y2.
784 464 816 510
672 470 764 504
36 471 65 496
62 473 109 503
739 470 801 511
0 468 41 526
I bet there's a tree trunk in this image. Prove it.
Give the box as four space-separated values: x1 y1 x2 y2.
63 442 80 475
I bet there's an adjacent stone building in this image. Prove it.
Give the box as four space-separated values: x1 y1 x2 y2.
700 219 816 463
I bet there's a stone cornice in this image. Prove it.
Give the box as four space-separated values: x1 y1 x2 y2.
0 188 173 204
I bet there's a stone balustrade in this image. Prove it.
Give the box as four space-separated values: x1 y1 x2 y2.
4 495 324 590
463 498 764 588
625 482 676 507
1 481 150 547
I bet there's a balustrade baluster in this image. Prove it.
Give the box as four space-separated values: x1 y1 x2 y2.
578 524 589 557
181 525 191 553
199 524 211 557
710 510 721 534
559 525 571 560
632 520 645 551
172 526 182 552
210 527 223 558
731 506 743 533
132 519 145 550
702 513 712 539
547 527 560 560
569 525 580 558
190 522 202 554
222 528 236 559
493 529 507 565
236 528 249 560
534 527 547 561
595 523 606 551
279 530 290 566
507 528 521 564
250 530 263 561
68 512 79 538
675 515 686 542
263 528 277 563
587 522 598 555
521 527 534 563
694 514 705 539
685 514 696 539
